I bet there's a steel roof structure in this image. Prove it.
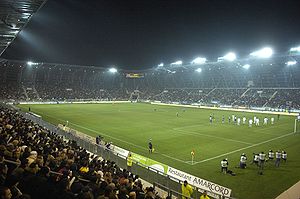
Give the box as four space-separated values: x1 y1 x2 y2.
0 0 47 56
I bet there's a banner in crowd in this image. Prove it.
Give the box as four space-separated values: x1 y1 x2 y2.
167 166 232 197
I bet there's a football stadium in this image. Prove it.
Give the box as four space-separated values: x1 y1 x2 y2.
1 1 300 199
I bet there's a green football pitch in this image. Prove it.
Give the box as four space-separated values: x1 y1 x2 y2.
18 103 300 199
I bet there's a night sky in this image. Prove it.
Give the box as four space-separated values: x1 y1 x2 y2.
2 0 300 69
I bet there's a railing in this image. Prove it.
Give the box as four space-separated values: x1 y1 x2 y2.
154 182 192 199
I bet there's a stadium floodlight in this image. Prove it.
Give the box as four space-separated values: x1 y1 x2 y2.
158 63 164 67
285 61 297 66
250 47 273 58
27 61 38 66
109 68 117 73
191 57 206 65
243 64 250 69
218 52 236 61
290 46 300 53
195 68 202 73
170 60 182 65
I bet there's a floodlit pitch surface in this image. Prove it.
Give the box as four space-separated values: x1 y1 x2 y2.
18 103 300 199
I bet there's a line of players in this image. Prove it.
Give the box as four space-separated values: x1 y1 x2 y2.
210 114 278 127
221 149 287 175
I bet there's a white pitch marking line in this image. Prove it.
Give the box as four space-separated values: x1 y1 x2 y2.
193 131 295 165
30 111 295 165
70 122 190 164
173 127 253 145
31 111 189 164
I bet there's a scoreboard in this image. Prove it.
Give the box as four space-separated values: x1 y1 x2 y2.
125 73 144 78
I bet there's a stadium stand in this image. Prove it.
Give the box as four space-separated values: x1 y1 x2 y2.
0 57 300 110
0 106 156 199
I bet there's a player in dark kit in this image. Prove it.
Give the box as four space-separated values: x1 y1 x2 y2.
149 139 153 153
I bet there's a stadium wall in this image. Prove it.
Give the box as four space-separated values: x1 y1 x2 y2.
150 102 299 116
11 100 131 105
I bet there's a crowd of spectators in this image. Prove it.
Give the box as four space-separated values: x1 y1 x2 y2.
206 89 246 105
0 85 25 102
232 89 275 108
149 88 300 109
0 106 159 199
268 89 300 110
0 84 300 110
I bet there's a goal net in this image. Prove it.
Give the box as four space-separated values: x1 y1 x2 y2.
294 117 300 133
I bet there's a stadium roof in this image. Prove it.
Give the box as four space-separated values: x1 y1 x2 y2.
0 0 47 56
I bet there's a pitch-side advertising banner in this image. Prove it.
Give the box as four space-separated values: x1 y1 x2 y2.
167 166 232 197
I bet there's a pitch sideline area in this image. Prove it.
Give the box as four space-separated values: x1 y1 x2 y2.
17 103 300 199
19 104 296 166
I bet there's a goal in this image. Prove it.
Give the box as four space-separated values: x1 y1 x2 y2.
294 118 300 133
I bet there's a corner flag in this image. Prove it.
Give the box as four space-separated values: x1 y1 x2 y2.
191 149 195 165
191 149 195 157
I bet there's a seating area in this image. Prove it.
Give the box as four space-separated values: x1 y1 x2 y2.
0 106 157 199
1 84 300 110
1 60 300 110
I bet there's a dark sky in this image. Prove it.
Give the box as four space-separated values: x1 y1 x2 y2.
2 0 300 69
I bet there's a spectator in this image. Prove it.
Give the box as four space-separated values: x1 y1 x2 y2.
0 163 8 186
181 180 193 199
0 186 12 199
127 152 133 172
199 190 210 199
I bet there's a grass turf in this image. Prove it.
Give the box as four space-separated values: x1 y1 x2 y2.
18 103 300 199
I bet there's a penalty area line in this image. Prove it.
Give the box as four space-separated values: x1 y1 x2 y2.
173 127 253 145
193 131 295 165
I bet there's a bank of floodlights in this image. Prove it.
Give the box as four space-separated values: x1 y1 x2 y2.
290 46 300 53
285 61 297 66
27 61 38 66
170 60 182 66
109 68 117 73
158 63 164 67
250 47 273 58
191 57 206 65
195 68 202 73
218 52 236 62
243 64 250 69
